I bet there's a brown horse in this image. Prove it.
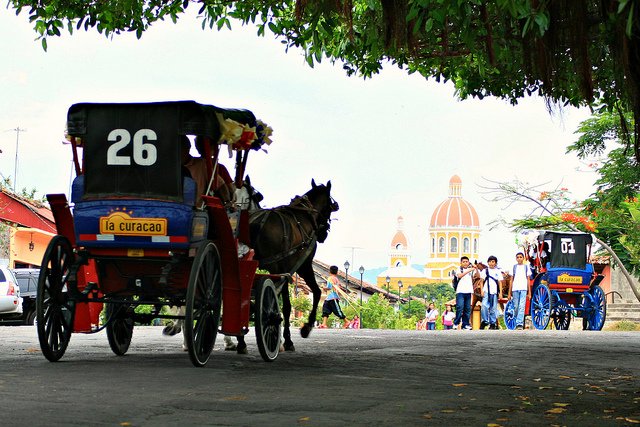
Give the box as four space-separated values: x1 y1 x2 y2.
245 179 338 351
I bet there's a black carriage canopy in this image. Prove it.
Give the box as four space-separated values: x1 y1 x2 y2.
66 101 256 201
539 231 593 269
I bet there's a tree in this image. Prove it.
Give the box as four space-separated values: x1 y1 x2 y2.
8 1 640 160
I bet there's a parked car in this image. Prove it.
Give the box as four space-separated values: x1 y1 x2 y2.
12 268 40 325
0 265 22 322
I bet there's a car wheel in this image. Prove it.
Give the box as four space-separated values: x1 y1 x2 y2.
25 310 36 326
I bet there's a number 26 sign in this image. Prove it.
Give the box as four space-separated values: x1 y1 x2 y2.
106 129 157 166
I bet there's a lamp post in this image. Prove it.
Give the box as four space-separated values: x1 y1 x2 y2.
408 286 413 317
398 280 403 317
385 276 390 300
358 266 364 328
344 261 350 291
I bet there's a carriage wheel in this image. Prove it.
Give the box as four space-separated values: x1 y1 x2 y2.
36 236 76 362
587 285 606 331
503 299 517 330
106 301 134 356
254 277 282 362
551 301 571 330
184 241 222 367
530 284 551 330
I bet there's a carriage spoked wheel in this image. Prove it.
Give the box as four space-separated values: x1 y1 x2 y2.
184 241 222 367
503 299 517 330
36 235 76 362
551 300 571 330
586 285 606 331
106 299 135 356
530 284 551 330
254 277 282 362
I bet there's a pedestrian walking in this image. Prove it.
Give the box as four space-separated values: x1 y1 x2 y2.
454 256 475 330
480 255 503 330
442 304 455 330
320 265 349 328
425 303 439 330
510 252 532 330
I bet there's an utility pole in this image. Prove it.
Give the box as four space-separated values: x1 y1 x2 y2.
11 127 26 192
343 245 363 269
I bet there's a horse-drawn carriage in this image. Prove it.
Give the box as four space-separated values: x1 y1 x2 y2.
37 101 292 366
503 231 606 331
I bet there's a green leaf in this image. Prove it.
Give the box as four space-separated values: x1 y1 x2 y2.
41 37 47 51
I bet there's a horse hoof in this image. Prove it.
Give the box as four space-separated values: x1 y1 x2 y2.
300 325 312 338
162 325 181 336
284 342 296 352
236 345 248 355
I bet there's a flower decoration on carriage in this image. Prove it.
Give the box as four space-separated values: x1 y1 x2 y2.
515 230 539 248
218 117 256 154
251 120 273 152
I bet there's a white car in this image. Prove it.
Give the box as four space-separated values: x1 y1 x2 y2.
0 265 23 321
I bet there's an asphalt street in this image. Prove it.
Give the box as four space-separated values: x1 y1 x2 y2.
0 326 638 426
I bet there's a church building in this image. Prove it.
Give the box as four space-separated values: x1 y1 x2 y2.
423 175 481 282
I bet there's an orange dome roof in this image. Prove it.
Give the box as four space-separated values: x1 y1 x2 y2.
390 216 408 248
449 175 462 184
391 230 408 249
430 198 479 227
430 176 480 228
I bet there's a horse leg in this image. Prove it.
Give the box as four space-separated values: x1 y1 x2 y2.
281 284 295 351
162 305 183 336
235 335 247 354
298 258 321 338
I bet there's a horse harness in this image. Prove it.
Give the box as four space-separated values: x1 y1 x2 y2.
250 195 332 272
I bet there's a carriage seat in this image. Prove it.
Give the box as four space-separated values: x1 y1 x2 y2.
71 175 197 206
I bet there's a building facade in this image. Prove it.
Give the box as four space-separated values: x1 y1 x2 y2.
424 175 481 282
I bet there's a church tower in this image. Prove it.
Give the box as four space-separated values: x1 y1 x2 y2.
424 175 481 281
377 216 425 290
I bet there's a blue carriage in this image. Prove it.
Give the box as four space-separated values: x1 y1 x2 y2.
504 231 606 330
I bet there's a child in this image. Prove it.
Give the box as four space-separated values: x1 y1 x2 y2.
480 255 503 330
425 303 439 330
442 304 455 330
510 252 532 330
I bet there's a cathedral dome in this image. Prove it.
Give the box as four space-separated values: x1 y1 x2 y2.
430 176 479 228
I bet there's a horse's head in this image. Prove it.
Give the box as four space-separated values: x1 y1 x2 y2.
235 175 263 212
306 179 339 242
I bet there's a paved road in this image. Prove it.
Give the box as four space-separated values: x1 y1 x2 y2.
1 326 639 426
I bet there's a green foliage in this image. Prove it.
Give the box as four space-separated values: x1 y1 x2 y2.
359 293 396 329
8 1 640 158
0 223 10 259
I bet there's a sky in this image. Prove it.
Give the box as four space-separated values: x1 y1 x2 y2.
0 8 599 282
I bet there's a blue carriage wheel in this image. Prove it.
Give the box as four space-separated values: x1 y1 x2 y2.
504 299 517 330
588 285 607 331
531 284 551 330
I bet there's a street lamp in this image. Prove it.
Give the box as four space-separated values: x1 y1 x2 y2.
358 266 364 328
398 280 403 316
408 286 413 317
344 261 350 291
385 276 390 300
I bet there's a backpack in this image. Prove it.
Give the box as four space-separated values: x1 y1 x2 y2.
451 267 463 291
